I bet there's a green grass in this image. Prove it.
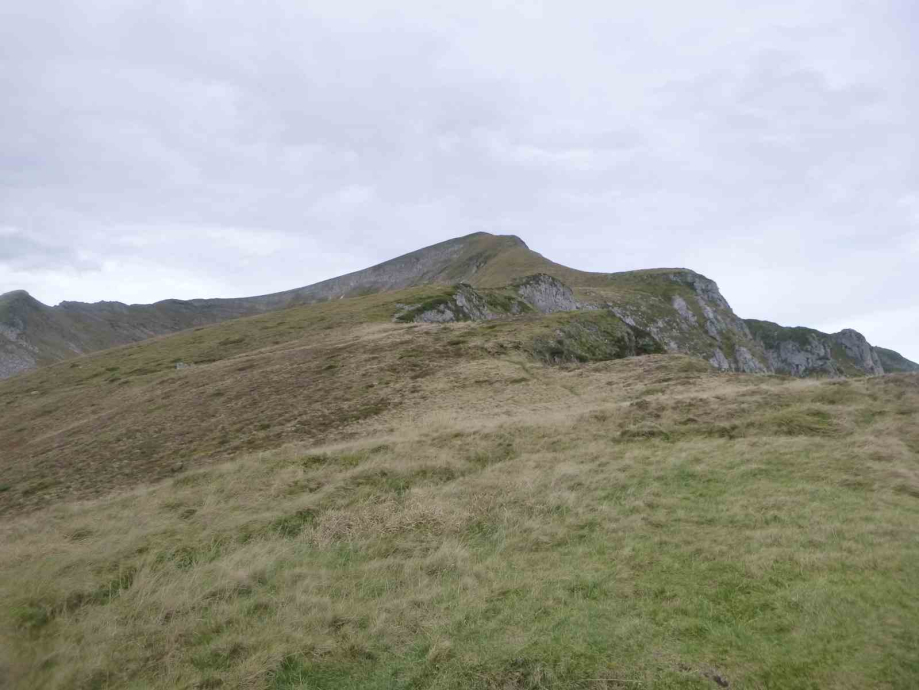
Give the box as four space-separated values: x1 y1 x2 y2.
1 362 918 689
2 253 918 688
525 311 662 364
745 320 820 351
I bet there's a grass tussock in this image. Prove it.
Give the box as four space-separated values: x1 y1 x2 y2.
1 359 918 689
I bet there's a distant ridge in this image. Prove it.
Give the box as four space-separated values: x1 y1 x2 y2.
0 233 533 377
1 232 916 378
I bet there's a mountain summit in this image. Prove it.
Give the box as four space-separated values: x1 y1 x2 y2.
1 233 915 379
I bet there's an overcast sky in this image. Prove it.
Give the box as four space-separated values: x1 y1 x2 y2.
1 1 917 360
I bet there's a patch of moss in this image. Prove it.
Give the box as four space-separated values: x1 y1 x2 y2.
481 289 532 315
527 312 664 365
394 294 456 323
720 330 738 362
746 320 819 350
269 509 317 538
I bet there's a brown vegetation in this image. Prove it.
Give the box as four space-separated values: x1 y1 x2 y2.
1 285 918 689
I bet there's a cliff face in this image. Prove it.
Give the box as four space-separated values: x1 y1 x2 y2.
582 270 772 374
2 232 916 379
745 320 892 377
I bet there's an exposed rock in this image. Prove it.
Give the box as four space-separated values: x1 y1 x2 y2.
453 285 498 320
609 271 770 374
735 346 766 374
834 329 884 375
513 274 578 314
745 320 906 377
671 295 697 325
665 273 770 373
395 275 576 324
770 337 837 377
709 348 731 371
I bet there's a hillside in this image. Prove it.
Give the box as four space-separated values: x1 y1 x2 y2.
1 303 918 688
0 234 533 378
3 233 915 380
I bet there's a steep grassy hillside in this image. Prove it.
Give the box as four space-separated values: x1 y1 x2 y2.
1 279 918 688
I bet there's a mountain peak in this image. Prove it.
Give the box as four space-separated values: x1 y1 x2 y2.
0 289 34 302
0 290 45 320
462 231 527 247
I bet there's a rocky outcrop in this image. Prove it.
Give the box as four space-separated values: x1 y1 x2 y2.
394 274 576 324
834 329 885 375
744 320 903 377
391 267 918 378
603 271 771 374
513 274 578 314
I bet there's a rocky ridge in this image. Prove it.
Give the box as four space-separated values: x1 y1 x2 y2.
2 233 915 379
745 320 901 377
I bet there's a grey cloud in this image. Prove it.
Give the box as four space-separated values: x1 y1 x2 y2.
0 230 100 272
0 0 916 360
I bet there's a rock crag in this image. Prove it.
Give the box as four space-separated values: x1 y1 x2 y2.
744 320 899 377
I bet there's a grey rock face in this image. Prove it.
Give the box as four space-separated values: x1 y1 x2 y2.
745 319 909 378
671 295 697 325
834 329 884 376
514 274 578 314
453 286 498 321
768 337 838 377
664 273 769 374
0 348 35 379
735 346 767 374
406 285 498 323
668 271 733 314
709 348 731 370
397 275 578 324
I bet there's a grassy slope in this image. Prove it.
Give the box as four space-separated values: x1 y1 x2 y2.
0 286 651 516
0 292 918 688
0 287 445 514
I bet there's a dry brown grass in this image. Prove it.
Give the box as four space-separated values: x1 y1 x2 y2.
0 281 714 517
1 335 918 688
0 292 484 515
